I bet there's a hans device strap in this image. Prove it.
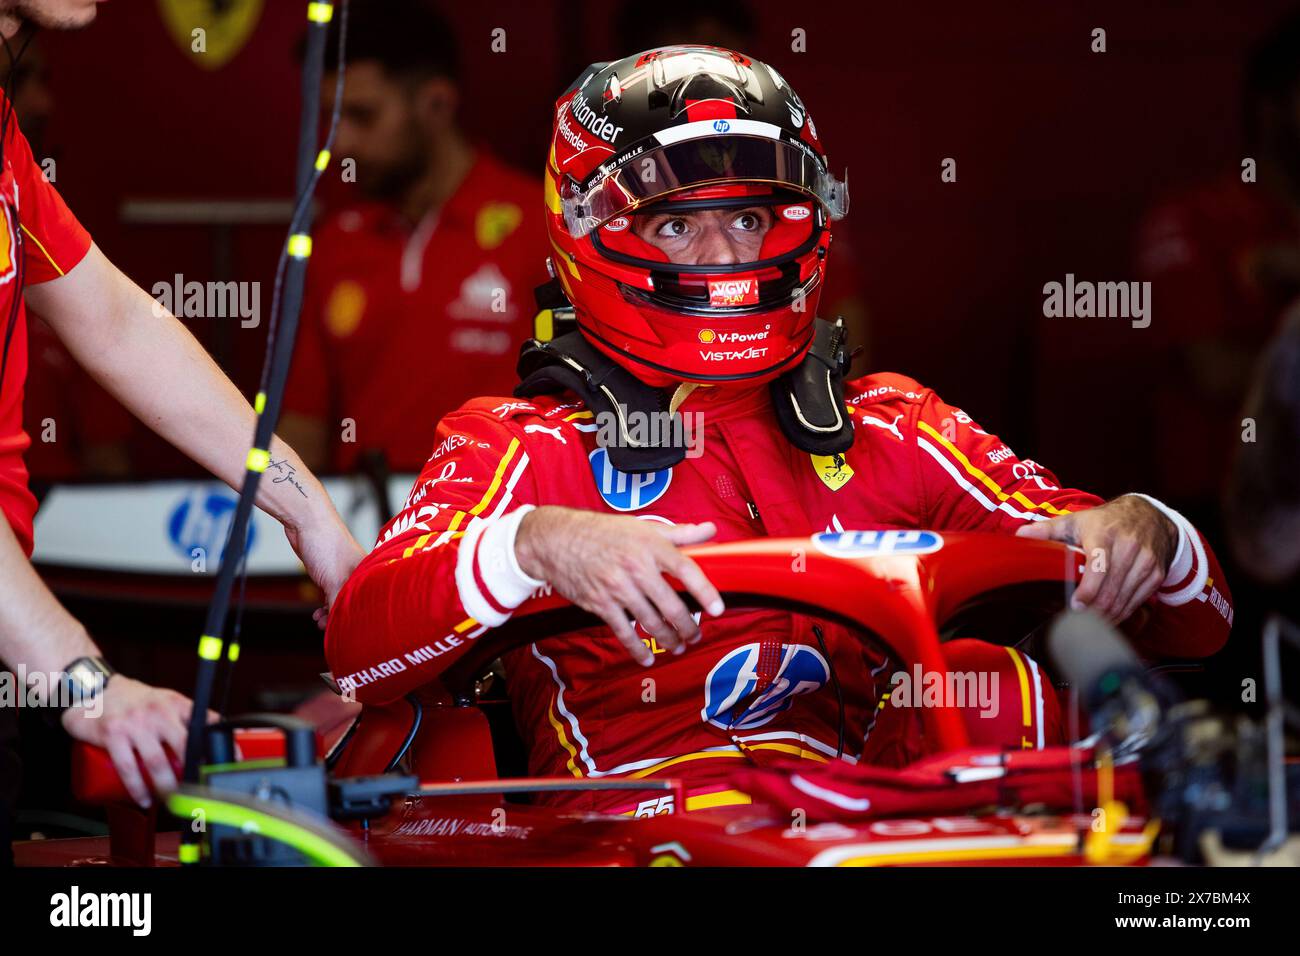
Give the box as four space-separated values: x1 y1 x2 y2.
768 317 855 456
516 314 855 473
516 331 683 473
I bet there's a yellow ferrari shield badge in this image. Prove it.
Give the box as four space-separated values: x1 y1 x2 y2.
811 453 854 491
158 0 264 71
475 202 523 250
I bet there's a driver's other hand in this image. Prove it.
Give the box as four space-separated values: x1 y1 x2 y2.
1015 495 1178 625
514 506 726 666
60 676 215 809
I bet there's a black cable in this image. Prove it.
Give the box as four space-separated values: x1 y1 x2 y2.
181 0 351 792
215 545 251 718
211 3 351 714
812 624 846 759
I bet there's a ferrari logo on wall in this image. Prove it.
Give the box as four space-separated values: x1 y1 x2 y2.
475 202 522 251
158 0 264 70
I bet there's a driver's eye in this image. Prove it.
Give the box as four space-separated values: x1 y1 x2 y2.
657 218 690 238
733 212 760 231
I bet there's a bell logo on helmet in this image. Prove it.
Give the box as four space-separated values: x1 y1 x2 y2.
708 279 760 307
782 205 812 221
698 329 717 343
589 449 673 511
603 216 631 233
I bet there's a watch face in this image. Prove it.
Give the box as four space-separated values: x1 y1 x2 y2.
70 668 106 697
61 657 111 709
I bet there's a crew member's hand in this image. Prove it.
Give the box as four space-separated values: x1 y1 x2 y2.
60 677 212 809
284 514 365 627
1015 495 1179 624
515 506 726 666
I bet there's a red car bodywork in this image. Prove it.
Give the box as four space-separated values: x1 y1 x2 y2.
16 533 1163 867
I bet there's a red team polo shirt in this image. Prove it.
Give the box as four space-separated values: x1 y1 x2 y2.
285 151 549 472
0 96 92 556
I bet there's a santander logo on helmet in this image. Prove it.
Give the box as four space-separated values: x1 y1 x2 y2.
544 45 849 388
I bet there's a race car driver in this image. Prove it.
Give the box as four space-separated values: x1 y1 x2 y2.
325 46 1234 814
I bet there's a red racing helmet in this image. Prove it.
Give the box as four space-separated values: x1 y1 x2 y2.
544 46 849 387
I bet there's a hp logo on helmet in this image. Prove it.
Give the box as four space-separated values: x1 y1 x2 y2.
712 119 731 132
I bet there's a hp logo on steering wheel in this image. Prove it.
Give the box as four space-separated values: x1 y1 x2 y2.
812 530 944 557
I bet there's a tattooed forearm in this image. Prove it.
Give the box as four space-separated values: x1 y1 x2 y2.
266 459 309 497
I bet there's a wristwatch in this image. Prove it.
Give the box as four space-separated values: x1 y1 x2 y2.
57 656 115 711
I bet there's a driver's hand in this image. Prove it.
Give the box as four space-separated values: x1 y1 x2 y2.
60 676 214 808
514 506 726 666
1015 495 1179 624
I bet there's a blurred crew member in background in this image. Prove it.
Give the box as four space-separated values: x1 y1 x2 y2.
279 0 549 474
1136 11 1300 525
1227 301 1300 588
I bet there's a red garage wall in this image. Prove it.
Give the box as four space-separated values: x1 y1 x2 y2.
37 0 1299 494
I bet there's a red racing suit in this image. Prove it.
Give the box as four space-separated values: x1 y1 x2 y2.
325 372 1233 814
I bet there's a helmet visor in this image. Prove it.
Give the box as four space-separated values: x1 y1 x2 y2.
561 134 848 238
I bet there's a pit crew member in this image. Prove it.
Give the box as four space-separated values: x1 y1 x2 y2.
0 0 363 829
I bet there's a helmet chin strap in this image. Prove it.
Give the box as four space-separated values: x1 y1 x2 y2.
514 317 856 474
